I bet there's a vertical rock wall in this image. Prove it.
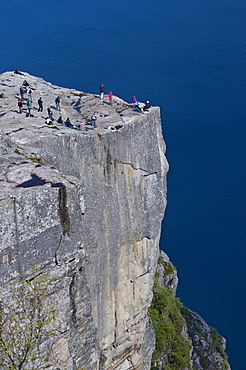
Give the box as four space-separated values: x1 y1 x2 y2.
0 107 168 369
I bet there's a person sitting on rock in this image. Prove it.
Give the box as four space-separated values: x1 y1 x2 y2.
14 68 23 75
46 118 53 125
131 94 138 108
64 118 74 128
131 94 142 112
104 125 116 131
23 80 29 87
143 101 151 111
57 115 63 124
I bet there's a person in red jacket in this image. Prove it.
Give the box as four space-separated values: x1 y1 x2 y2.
108 92 113 105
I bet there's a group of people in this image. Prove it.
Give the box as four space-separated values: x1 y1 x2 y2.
46 109 79 129
99 84 113 105
17 79 62 120
99 85 151 112
15 71 151 130
17 81 33 116
17 78 76 127
131 94 151 112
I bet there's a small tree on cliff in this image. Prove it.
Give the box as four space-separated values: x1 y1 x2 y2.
0 273 57 370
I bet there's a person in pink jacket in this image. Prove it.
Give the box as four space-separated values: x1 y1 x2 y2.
131 94 138 108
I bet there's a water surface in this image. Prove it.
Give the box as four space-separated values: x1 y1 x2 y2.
1 1 245 368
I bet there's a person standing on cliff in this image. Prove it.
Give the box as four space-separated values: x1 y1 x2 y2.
20 86 26 100
28 88 33 102
38 97 43 112
100 84 104 100
91 112 97 126
108 92 113 105
17 100 23 113
55 96 61 111
26 100 32 116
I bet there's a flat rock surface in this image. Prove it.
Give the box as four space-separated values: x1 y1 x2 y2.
0 71 151 145
0 71 154 190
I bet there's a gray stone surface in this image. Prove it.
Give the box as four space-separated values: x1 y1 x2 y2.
185 309 231 370
0 72 168 369
153 251 230 370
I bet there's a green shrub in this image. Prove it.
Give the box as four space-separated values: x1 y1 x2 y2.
0 273 57 370
157 256 176 276
180 305 193 326
210 327 224 354
210 327 230 369
149 273 191 369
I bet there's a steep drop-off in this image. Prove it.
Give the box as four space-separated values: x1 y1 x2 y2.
0 72 230 370
0 72 168 369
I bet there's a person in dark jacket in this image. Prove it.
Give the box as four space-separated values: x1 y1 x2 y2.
14 68 23 75
65 118 74 128
143 101 151 111
100 84 104 100
55 96 61 111
17 100 23 113
57 116 63 124
38 97 43 112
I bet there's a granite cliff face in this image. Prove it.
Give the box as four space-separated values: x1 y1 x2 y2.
0 72 168 369
0 72 230 370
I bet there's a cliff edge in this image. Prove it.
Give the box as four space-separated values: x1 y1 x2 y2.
0 72 168 369
0 72 230 370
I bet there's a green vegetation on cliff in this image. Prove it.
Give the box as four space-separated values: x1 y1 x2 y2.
148 272 191 370
181 306 230 370
157 256 176 276
0 273 57 370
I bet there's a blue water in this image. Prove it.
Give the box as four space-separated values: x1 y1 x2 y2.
1 1 245 368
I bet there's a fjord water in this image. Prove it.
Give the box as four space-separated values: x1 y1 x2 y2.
1 0 245 368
